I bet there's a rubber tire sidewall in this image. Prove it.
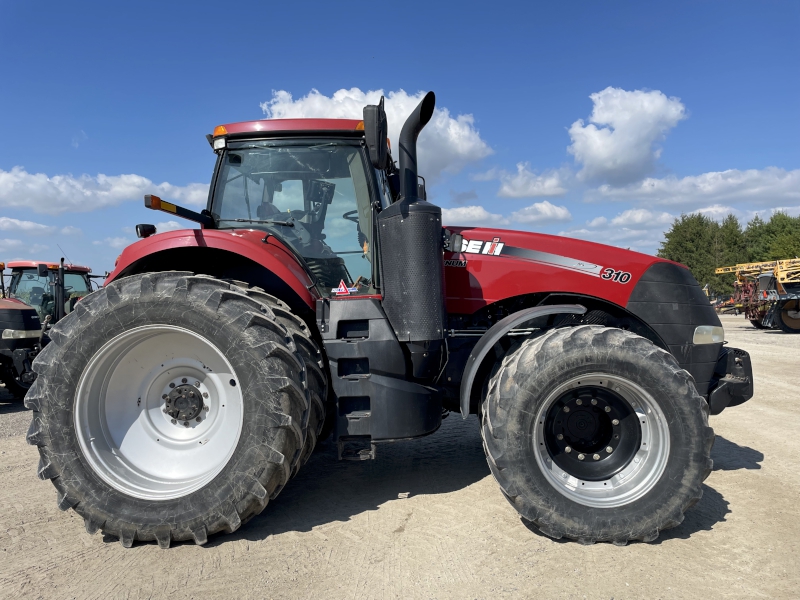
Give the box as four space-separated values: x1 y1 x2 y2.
32 274 306 541
486 326 711 542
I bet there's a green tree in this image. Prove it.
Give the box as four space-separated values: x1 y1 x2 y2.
658 213 717 287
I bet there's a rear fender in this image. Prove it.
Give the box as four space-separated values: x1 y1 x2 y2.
106 229 318 313
459 304 586 417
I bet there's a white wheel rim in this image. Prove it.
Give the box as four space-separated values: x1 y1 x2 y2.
532 373 670 509
75 325 244 500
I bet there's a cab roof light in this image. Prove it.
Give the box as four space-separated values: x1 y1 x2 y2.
355 121 365 130
213 125 228 137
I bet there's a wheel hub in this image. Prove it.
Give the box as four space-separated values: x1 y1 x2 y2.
164 381 205 422
545 386 641 481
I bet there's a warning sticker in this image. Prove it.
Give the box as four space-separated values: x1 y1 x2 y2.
332 280 359 296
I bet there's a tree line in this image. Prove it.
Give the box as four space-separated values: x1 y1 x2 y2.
657 212 800 295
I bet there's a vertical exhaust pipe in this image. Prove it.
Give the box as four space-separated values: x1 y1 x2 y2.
398 91 435 201
377 91 446 380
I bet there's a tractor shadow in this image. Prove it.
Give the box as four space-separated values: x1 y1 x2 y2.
218 414 490 545
521 435 763 545
711 435 763 471
0 392 27 414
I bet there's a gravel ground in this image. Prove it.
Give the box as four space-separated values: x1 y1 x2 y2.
0 314 797 599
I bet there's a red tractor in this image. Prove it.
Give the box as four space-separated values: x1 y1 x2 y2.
26 93 753 548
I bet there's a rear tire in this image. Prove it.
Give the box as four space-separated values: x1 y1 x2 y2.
224 280 329 469
777 300 800 333
750 319 769 330
482 325 713 544
26 272 311 548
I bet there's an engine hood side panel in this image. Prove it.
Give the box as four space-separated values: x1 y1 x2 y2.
443 227 673 314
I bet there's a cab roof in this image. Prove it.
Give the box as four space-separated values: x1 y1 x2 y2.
213 118 364 138
7 261 91 273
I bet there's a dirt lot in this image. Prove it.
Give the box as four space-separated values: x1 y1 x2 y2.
0 314 797 599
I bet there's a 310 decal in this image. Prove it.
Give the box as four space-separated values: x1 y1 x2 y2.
600 268 632 283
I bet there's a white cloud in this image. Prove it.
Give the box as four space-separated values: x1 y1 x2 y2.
0 216 55 235
441 205 508 226
592 167 800 210
568 87 686 185
608 208 674 227
475 163 567 198
71 130 88 149
559 208 678 254
260 88 493 182
0 238 49 255
93 237 132 249
155 220 184 233
60 225 82 235
0 167 208 215
510 200 572 224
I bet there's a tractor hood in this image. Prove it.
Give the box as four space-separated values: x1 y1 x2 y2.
443 226 679 314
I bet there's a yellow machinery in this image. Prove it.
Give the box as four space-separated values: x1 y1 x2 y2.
715 258 800 333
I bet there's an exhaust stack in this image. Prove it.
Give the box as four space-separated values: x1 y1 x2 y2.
398 91 436 201
377 92 446 379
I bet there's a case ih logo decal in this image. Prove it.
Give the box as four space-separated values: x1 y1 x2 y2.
451 236 633 283
455 237 505 255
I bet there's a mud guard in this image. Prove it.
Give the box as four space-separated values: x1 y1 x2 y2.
459 304 587 418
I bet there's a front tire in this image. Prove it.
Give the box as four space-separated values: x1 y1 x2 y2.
482 325 714 544
25 273 311 548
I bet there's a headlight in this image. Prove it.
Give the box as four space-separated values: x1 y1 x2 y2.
1 329 41 340
693 325 724 345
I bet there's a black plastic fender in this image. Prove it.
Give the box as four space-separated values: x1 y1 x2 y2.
459 304 586 417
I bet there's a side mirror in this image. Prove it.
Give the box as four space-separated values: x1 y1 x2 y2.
136 224 157 238
363 96 389 169
37 264 49 277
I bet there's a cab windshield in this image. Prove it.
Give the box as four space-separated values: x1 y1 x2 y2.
211 140 375 295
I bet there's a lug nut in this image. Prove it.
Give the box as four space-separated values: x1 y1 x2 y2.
171 419 177 424
203 392 208 399
162 408 168 413
183 421 189 427
195 417 202 422
563 406 570 413
576 399 583 406
556 434 564 440
204 405 209 411
195 381 201 387
169 383 175 388
612 419 619 426
565 446 572 454
591 399 597 406
606 446 613 453
181 378 187 384
162 394 167 399
593 453 600 460
604 406 611 413
578 453 585 461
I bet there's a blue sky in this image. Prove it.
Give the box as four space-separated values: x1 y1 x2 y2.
1 0 798 275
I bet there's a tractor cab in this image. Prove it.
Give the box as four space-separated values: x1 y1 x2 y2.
210 132 385 295
6 261 93 324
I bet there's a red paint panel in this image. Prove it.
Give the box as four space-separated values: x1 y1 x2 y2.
443 227 682 314
106 229 318 309
218 119 363 136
